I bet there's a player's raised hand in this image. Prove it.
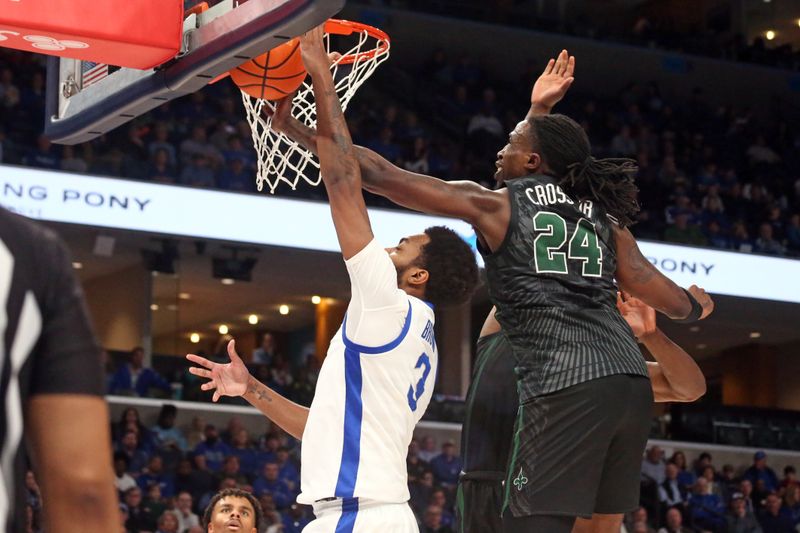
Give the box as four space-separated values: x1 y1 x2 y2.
299 25 329 74
530 49 575 112
186 339 250 402
617 291 657 340
688 284 714 319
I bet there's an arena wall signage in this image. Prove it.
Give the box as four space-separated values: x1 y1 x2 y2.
3 165 799 304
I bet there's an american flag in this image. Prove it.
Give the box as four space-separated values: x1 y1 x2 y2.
81 61 108 88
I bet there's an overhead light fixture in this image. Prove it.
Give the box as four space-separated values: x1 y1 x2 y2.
689 326 700 333
213 245 259 283
248 314 259 325
311 295 321 305
72 262 83 269
219 324 229 335
190 333 200 343
167 304 178 311
696 343 707 350
797 19 800 28
279 305 289 315
179 292 191 300
749 332 761 339
221 278 235 285
150 304 159 311
765 30 775 41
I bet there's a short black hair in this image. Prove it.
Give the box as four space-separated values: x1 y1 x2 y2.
202 488 263 531
418 226 479 307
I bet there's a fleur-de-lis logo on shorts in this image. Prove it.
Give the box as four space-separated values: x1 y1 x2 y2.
513 467 528 491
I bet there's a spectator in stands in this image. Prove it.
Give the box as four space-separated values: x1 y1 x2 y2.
410 470 435 515
429 488 454 529
727 492 763 533
694 452 714 477
429 441 462 488
780 466 799 492
147 148 177 183
186 416 206 449
109 346 172 397
670 451 697 490
138 455 176 498
124 486 157 533
731 221 756 253
758 492 794 533
148 122 177 167
275 446 300 492
22 134 59 170
217 156 252 191
282 503 311 533
269 354 294 396
193 424 231 472
702 465 725 499
660 463 689 508
220 455 249 486
252 462 293 510
151 404 188 452
180 124 222 168
688 477 726 532
642 445 667 485
421 505 453 533
785 214 800 253
116 430 150 476
366 126 402 164
624 506 656 533
664 212 708 246
754 223 786 256
418 436 438 463
113 452 137 494
407 438 430 484
170 490 200 533
230 428 258 477
221 417 245 445
781 485 800 527
179 153 216 188
60 145 88 174
155 510 180 533
658 507 692 533
745 451 780 493
252 332 278 366
611 124 638 157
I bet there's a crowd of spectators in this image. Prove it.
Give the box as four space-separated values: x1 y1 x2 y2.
637 445 800 533
1 40 799 258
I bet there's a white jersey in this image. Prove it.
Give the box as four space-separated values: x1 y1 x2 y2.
298 239 438 505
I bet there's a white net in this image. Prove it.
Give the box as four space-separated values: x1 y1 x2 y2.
241 21 390 193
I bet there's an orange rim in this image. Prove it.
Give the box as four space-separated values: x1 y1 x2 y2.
323 19 390 65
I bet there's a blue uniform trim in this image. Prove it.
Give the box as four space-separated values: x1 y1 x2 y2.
334 346 364 497
334 498 359 533
341 301 412 354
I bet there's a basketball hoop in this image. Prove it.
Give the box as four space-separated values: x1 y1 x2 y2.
240 19 390 193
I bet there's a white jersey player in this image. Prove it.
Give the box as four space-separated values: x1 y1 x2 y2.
186 26 479 533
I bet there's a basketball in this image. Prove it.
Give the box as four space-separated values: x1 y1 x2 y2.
229 38 306 100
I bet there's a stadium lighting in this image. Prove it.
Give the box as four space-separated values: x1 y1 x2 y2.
765 30 776 40
248 314 259 325
221 278 235 285
190 333 200 343
72 261 83 269
689 326 700 332
311 295 322 305
179 292 191 300
749 331 761 339
279 305 289 315
219 324 229 335
150 304 159 311
696 344 707 350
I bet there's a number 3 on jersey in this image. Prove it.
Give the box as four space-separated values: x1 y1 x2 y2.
532 211 603 277
407 353 431 412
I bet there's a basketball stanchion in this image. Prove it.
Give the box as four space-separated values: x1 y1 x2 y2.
230 19 390 193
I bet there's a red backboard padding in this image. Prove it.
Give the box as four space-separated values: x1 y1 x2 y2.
0 0 183 69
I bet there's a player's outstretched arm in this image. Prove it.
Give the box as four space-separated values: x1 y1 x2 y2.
614 226 714 321
187 340 309 440
27 396 119 533
617 293 706 402
300 26 374 260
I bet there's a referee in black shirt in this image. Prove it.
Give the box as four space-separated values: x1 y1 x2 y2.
0 207 118 532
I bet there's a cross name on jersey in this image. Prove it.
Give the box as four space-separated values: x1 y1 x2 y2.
525 183 594 218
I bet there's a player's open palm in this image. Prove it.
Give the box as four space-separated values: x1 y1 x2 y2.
617 292 657 340
186 339 250 402
531 49 575 110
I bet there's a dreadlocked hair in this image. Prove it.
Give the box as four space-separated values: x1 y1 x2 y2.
528 114 640 227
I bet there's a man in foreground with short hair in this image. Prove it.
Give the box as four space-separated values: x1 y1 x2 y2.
202 488 262 533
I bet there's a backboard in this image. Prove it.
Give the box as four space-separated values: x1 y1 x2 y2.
44 0 345 145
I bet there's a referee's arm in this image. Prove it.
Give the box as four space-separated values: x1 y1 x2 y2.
26 237 118 533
